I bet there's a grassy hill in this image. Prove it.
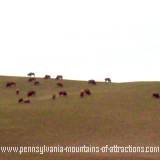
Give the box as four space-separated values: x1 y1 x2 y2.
0 76 160 160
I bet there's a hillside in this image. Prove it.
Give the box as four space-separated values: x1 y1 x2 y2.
0 76 160 160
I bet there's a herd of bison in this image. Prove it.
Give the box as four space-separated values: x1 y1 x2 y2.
5 73 112 104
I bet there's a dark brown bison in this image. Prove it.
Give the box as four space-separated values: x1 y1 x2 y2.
55 75 63 80
105 78 111 83
34 81 40 86
84 89 91 95
28 77 36 82
88 79 96 85
59 91 67 96
27 72 35 77
24 99 31 104
52 94 56 100
56 82 63 87
80 89 92 98
27 90 36 97
80 90 85 98
44 75 51 79
152 93 160 99
18 98 23 103
6 82 16 87
16 89 20 95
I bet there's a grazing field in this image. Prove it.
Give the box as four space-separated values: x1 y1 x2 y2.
0 76 160 160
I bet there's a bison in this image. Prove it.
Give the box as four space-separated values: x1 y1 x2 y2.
28 77 36 82
34 81 40 86
88 79 96 85
80 90 85 98
59 91 67 96
152 93 160 99
16 89 20 95
84 89 91 95
44 75 51 79
6 82 16 87
55 75 63 80
105 78 111 83
52 94 56 100
27 90 36 97
27 72 35 77
80 89 92 98
18 98 23 103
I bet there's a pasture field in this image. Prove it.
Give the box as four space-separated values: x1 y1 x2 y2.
0 76 160 160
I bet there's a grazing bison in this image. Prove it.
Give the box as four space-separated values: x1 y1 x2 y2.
18 98 23 103
6 82 16 87
27 90 36 97
59 91 67 96
88 79 96 85
80 89 92 98
84 89 91 95
24 99 31 104
56 82 63 87
27 72 35 77
16 89 20 95
28 77 36 82
34 81 40 86
152 93 160 99
105 78 111 83
80 90 85 98
44 75 51 79
52 94 56 100
55 75 63 80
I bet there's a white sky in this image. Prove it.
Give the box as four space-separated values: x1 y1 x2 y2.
0 0 160 82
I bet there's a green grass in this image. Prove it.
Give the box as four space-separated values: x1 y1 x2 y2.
0 76 160 160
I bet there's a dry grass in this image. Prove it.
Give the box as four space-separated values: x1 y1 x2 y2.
0 76 160 159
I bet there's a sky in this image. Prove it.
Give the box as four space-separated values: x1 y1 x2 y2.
0 0 160 82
